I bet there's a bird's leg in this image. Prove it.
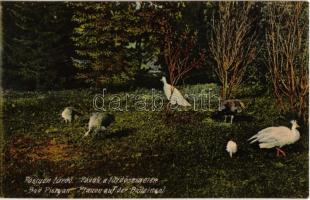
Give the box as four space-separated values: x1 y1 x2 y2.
276 147 286 157
83 129 91 137
83 133 89 137
230 115 234 124
224 115 227 123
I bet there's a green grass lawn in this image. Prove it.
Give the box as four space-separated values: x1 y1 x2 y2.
2 87 309 198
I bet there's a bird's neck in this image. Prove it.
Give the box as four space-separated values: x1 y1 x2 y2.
292 128 300 141
163 80 171 87
290 126 299 136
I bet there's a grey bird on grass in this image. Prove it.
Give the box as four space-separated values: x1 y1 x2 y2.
214 99 245 124
61 107 81 123
84 112 115 137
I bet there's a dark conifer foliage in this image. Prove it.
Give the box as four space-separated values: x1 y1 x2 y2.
71 2 160 87
3 2 75 90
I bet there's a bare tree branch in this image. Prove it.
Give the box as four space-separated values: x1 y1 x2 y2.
209 2 258 99
161 19 206 86
265 2 308 121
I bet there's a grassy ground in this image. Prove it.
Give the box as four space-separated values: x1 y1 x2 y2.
2 86 309 198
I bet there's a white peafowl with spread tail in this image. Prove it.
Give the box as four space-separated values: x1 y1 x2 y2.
248 120 300 156
160 76 191 107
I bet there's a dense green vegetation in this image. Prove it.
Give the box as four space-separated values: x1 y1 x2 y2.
3 2 308 118
3 2 75 90
3 86 308 198
0 2 276 89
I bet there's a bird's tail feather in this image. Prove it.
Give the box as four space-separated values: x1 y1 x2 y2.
249 138 258 144
248 134 257 142
178 99 191 107
183 100 191 107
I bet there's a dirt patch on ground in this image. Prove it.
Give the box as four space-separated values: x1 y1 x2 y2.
8 136 81 162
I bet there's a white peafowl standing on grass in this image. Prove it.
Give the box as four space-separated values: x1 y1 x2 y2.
248 120 300 157
226 140 238 158
160 76 191 107
84 112 115 137
61 107 81 123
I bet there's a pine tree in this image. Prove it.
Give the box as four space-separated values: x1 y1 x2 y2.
3 2 74 90
71 2 161 87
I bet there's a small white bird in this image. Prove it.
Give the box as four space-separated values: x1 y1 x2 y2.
84 112 115 137
248 120 300 156
61 107 80 123
160 76 191 107
226 140 238 158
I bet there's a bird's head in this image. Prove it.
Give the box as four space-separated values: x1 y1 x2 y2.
290 120 300 128
160 76 166 83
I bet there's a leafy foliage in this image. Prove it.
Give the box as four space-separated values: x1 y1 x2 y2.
2 2 308 96
71 2 160 87
2 2 75 90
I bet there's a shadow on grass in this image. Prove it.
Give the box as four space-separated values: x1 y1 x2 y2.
163 111 205 126
94 128 137 140
211 112 256 123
